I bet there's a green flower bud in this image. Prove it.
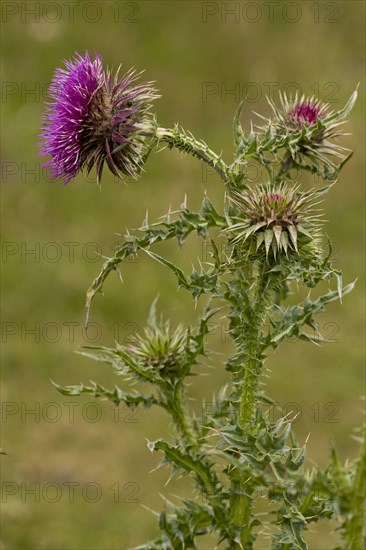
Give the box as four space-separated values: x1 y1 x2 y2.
227 182 325 264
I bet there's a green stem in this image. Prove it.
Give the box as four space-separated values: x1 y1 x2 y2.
239 265 270 426
275 151 293 181
230 468 253 548
167 382 229 531
168 381 198 453
155 126 229 183
230 262 271 548
343 428 366 549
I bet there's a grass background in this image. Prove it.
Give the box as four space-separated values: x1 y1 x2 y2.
1 1 365 548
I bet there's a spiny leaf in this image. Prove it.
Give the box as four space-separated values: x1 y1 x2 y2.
233 99 245 149
143 249 189 287
85 203 226 326
52 380 159 408
270 281 355 348
326 87 358 123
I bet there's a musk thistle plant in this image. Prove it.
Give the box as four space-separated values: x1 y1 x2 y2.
44 53 365 549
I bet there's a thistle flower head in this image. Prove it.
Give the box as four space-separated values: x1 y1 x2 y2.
40 52 158 184
127 321 188 376
228 182 325 261
257 89 357 175
288 99 325 127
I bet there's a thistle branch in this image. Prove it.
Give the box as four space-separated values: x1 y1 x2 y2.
167 381 199 453
155 126 230 183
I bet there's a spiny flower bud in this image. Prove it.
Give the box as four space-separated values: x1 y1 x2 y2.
259 90 357 173
228 182 325 262
126 321 188 376
40 52 158 184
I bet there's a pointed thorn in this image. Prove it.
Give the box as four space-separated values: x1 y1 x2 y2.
264 229 273 257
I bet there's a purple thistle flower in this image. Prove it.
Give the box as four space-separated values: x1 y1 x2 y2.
289 100 324 126
41 52 158 184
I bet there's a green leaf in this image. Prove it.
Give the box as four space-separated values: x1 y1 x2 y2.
148 439 212 481
147 439 227 522
143 249 189 287
270 281 355 348
148 296 159 327
52 380 159 408
326 87 358 123
201 195 226 227
233 99 245 149
85 202 227 326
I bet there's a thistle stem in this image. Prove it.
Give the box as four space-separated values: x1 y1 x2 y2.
343 429 366 549
230 468 253 548
154 126 230 183
239 267 270 426
168 381 198 453
230 262 271 547
275 151 293 181
167 382 229 531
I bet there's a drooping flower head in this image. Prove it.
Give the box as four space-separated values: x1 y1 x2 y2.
40 52 158 184
228 182 326 262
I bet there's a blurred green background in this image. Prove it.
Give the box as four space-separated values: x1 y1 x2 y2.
1 1 364 548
